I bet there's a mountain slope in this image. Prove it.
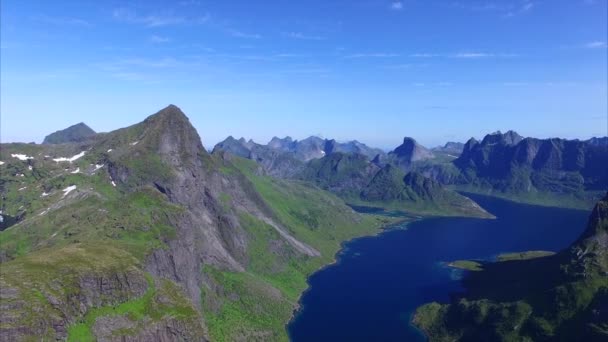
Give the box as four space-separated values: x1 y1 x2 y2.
298 153 492 218
0 105 389 341
42 122 97 144
449 130 608 208
413 193 608 341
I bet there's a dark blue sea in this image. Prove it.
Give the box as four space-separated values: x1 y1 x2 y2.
288 194 589 341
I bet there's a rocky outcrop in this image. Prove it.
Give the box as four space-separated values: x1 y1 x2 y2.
0 268 149 341
388 137 434 171
105 105 319 311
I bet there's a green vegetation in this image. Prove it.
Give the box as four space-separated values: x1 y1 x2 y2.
413 196 608 341
448 260 483 271
66 275 199 341
197 156 396 340
497 250 555 262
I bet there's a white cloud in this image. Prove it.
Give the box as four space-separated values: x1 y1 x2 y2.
390 2 404 10
282 32 325 40
112 8 209 27
344 53 400 58
452 52 493 58
33 14 91 27
585 41 607 49
149 35 170 43
229 30 262 39
410 53 440 57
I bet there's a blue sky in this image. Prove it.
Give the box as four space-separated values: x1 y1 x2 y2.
1 0 607 149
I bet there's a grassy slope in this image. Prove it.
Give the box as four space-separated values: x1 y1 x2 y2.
452 184 602 211
201 157 394 341
0 148 203 340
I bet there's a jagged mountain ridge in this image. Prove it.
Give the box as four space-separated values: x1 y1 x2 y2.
0 105 387 341
216 135 385 163
454 130 608 192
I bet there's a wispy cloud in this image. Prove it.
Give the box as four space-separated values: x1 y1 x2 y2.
585 41 607 49
344 53 400 59
112 8 209 27
453 52 494 58
149 35 170 44
282 32 325 40
390 2 404 10
32 14 91 27
229 30 262 39
409 52 518 59
452 52 519 58
410 53 440 58
451 1 535 17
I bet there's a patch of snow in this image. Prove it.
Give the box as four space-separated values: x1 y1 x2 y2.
53 151 86 163
39 209 48 216
11 154 34 161
0 215 3 223
28 165 33 170
0 161 4 165
71 168 80 174
447 154 458 158
93 164 104 172
51 232 58 238
321 150 326 155
130 141 139 146
111 181 117 187
107 149 113 152
18 187 27 191
41 192 50 197
16 173 25 177
62 185 77 197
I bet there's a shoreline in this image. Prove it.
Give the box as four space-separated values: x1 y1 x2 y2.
284 214 414 337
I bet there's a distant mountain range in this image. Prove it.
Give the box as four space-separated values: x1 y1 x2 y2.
214 136 492 218
414 192 608 341
214 130 608 211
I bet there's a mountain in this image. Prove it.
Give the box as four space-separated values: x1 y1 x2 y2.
212 136 306 178
265 136 384 162
0 105 388 341
451 130 608 207
413 193 608 341
324 139 385 160
299 153 493 218
387 137 435 171
42 122 97 144
432 141 465 155
212 135 385 177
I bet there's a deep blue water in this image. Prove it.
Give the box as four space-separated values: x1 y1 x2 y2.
288 194 589 341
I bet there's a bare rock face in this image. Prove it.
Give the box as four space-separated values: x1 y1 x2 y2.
0 269 149 341
105 105 318 312
454 130 608 192
93 316 206 342
388 137 435 171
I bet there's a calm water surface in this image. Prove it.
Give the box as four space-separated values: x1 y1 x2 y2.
288 194 589 341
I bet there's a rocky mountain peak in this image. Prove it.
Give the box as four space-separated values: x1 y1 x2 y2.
482 130 523 146
42 122 97 144
390 137 434 164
